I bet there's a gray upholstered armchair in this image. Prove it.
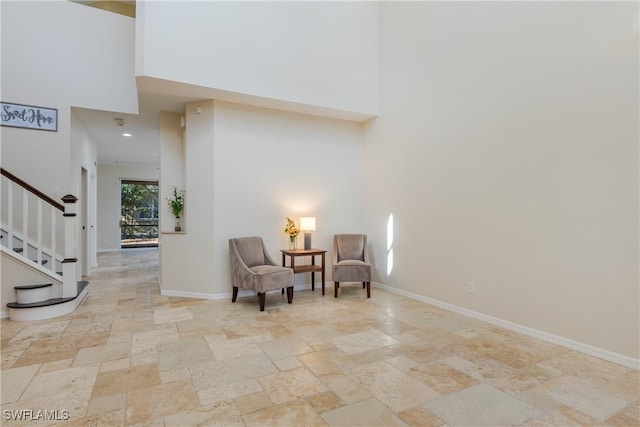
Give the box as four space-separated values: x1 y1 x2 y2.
229 236 294 311
332 234 372 298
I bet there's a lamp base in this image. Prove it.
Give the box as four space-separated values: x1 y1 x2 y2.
304 232 312 250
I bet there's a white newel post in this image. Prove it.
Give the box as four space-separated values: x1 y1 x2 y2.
61 194 78 298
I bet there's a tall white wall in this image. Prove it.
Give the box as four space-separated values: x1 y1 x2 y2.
160 101 364 296
97 164 159 252
136 1 378 117
212 102 365 293
365 2 639 359
1 1 138 197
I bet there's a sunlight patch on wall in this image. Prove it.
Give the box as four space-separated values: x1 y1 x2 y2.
387 213 394 276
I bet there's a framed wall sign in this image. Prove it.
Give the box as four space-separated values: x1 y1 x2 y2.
1 102 58 132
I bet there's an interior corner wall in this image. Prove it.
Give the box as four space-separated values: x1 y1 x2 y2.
211 101 364 295
97 163 159 252
159 100 364 296
365 2 639 359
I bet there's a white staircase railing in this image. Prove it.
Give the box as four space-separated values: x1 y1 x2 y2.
1 168 78 297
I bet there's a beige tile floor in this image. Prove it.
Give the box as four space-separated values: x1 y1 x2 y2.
1 248 638 426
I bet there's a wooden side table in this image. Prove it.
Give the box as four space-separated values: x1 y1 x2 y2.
281 249 327 295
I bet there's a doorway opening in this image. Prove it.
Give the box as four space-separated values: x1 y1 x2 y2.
120 180 159 248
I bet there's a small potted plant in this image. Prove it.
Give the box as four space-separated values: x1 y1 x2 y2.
168 187 185 231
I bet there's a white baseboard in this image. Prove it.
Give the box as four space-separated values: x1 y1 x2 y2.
372 282 640 371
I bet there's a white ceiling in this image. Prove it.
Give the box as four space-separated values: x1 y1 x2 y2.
73 92 200 166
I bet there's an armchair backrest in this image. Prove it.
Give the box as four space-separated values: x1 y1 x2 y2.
230 236 267 267
334 234 367 262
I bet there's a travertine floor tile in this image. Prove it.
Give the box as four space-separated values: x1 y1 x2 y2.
397 405 446 427
425 383 542 426
603 370 640 401
2 248 637 427
604 400 640 426
38 358 73 374
152 307 193 324
298 347 352 376
1 364 40 404
8 321 70 344
319 372 371 404
86 392 126 417
162 402 243 427
532 376 630 421
243 399 326 427
346 360 440 412
321 397 407 426
258 335 313 361
190 353 277 390
258 367 328 404
305 391 345 413
234 391 273 415
407 360 478 394
73 341 131 367
64 408 126 427
125 380 199 425
539 351 633 385
207 336 262 361
21 365 98 402
157 337 213 371
330 328 400 355
92 363 160 398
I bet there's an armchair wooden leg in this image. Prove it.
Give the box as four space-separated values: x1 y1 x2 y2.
232 287 239 302
286 286 293 303
366 282 371 298
334 282 339 298
363 282 366 288
259 293 266 311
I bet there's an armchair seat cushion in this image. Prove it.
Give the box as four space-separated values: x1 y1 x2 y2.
336 260 368 266
333 260 372 282
250 265 293 293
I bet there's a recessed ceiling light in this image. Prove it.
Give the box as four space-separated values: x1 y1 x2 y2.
122 132 132 137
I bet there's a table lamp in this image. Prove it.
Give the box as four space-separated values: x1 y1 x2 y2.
300 217 316 250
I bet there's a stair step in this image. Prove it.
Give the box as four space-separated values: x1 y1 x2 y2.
8 281 89 309
8 297 75 309
14 283 53 290
15 282 52 304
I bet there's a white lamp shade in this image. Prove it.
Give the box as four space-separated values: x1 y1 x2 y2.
300 217 316 231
